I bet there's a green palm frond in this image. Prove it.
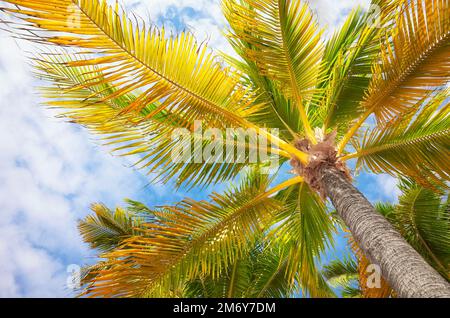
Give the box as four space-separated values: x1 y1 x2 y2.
270 182 336 297
186 255 253 298
340 283 363 298
348 90 449 188
249 247 294 298
316 5 383 133
322 257 359 288
321 256 362 298
79 204 140 253
185 260 253 298
223 47 302 140
184 240 297 298
124 199 154 216
381 180 450 278
223 0 324 141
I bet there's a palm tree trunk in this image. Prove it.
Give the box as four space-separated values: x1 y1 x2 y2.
319 166 450 298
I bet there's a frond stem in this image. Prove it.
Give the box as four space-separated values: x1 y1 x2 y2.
337 107 373 155
260 176 304 199
249 124 309 163
296 93 317 144
227 261 238 298
341 128 450 161
256 259 288 298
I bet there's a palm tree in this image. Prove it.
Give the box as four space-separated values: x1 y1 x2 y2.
324 180 450 297
0 0 449 297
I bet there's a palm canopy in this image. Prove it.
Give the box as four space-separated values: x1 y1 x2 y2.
0 0 449 297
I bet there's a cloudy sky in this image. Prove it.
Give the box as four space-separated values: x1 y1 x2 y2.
0 0 399 297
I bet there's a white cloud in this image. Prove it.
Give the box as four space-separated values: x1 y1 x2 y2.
122 0 372 54
306 0 371 30
0 226 66 297
119 0 374 58
375 174 402 202
355 172 402 203
119 0 234 55
123 0 224 23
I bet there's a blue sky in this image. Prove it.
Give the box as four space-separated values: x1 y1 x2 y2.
0 0 401 297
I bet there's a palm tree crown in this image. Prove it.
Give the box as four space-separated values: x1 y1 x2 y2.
0 0 448 297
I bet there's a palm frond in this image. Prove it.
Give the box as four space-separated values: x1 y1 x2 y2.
4 0 314 164
322 257 359 288
188 259 253 298
249 247 296 298
362 0 450 124
1 0 262 129
316 5 383 133
270 182 335 297
33 54 284 188
82 169 282 297
223 0 324 141
383 180 450 278
223 47 302 141
124 199 154 217
349 89 450 188
340 283 363 298
184 260 253 298
321 256 363 298
184 240 297 298
78 204 141 253
2 0 312 171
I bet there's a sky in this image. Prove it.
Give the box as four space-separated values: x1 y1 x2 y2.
0 0 400 297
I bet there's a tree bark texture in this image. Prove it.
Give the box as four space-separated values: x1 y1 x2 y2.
319 166 450 298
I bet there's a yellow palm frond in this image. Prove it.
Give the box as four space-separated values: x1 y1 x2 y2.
364 0 450 122
1 0 260 129
342 0 450 139
1 0 311 163
82 170 293 297
223 0 324 142
346 90 450 188
33 55 227 186
339 0 450 151
33 54 295 187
